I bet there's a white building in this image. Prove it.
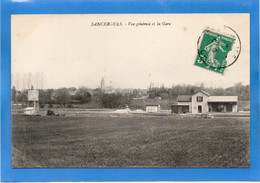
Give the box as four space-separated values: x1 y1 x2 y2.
24 107 38 115
145 102 160 113
172 91 238 114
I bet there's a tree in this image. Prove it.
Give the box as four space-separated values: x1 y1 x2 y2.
54 88 71 106
101 93 128 108
75 87 91 104
200 83 205 90
39 89 55 105
160 92 169 99
11 86 16 103
16 90 28 106
190 87 195 94
213 88 225 95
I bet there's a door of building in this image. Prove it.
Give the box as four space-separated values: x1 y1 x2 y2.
198 105 202 113
226 103 232 112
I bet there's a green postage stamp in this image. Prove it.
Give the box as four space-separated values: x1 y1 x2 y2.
195 29 236 74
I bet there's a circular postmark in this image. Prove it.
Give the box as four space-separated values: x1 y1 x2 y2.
196 26 241 72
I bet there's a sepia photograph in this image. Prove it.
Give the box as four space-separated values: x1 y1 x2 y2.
11 14 250 168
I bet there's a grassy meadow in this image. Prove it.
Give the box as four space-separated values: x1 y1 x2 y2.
12 113 249 168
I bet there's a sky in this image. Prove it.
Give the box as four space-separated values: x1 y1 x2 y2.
11 14 250 90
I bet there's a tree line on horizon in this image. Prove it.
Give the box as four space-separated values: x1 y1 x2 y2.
148 82 249 101
11 82 249 109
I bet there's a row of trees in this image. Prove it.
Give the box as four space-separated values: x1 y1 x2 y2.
11 72 45 91
11 82 250 109
147 82 250 101
11 86 129 108
12 87 91 107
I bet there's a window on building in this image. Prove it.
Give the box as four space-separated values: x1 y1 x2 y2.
197 96 203 102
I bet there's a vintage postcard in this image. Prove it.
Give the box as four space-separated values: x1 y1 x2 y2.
10 14 250 168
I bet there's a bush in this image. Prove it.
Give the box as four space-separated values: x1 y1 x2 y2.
67 104 73 108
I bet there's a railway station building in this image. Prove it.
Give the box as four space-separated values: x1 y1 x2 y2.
172 91 238 114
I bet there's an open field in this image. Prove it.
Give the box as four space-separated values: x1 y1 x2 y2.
12 113 249 168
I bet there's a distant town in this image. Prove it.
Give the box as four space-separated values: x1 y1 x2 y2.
11 75 250 113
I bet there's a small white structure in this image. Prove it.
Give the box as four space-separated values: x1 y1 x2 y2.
24 89 39 115
145 103 160 113
28 90 39 101
24 107 37 115
113 108 131 114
